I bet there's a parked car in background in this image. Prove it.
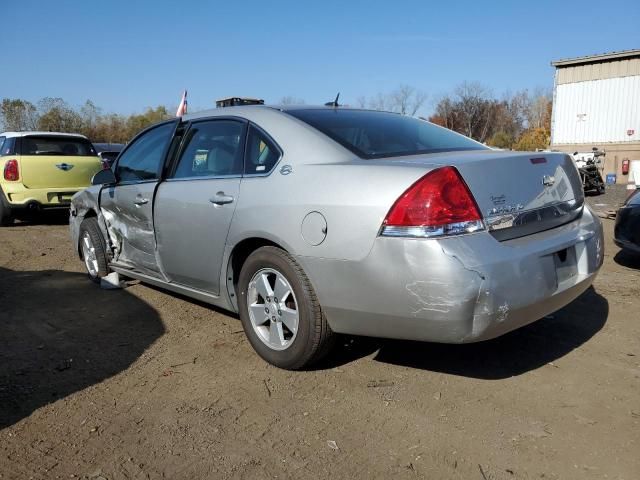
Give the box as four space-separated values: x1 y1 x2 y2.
69 105 604 369
614 189 640 254
93 142 125 169
0 132 102 225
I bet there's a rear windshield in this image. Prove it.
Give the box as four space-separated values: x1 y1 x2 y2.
286 109 487 159
20 136 97 156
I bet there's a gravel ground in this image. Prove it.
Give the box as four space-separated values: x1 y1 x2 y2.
0 215 638 480
585 183 633 216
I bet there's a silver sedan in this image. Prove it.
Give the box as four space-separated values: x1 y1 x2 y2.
70 105 604 369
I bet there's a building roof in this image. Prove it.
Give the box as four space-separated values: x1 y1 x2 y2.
552 49 640 67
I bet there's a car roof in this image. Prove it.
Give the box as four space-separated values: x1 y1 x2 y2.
93 142 125 152
181 104 369 122
0 131 89 139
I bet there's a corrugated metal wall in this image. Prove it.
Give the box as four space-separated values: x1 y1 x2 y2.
551 75 640 144
556 58 640 84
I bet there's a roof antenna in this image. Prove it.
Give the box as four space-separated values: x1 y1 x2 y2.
325 92 340 107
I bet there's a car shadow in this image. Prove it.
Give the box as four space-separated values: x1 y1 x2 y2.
10 211 70 226
0 267 165 429
613 249 640 269
317 286 608 379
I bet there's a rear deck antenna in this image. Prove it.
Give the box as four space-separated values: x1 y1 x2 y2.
325 92 340 107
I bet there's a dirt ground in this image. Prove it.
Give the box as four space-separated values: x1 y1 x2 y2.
0 211 638 480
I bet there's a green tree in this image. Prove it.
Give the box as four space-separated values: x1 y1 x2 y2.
487 131 514 149
124 106 172 141
37 97 83 132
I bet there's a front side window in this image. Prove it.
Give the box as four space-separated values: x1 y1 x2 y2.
245 125 281 174
172 120 245 179
286 109 487 159
20 136 96 156
116 122 175 182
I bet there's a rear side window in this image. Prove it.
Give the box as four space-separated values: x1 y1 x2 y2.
244 125 281 174
1 137 16 156
172 120 245 179
116 122 174 182
286 109 487 159
20 136 96 156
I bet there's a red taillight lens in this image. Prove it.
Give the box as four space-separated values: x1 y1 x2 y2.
382 166 484 238
3 159 19 181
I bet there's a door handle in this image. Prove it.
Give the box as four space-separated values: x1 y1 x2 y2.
133 197 149 206
209 192 234 205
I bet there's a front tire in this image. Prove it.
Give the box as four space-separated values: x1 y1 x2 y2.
238 246 334 370
79 217 110 283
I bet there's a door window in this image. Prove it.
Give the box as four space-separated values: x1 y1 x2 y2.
116 122 174 182
0 137 16 156
172 120 245 179
245 125 281 174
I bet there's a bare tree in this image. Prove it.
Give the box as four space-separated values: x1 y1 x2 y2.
450 82 499 143
390 84 427 115
363 85 427 115
279 96 305 105
525 87 552 130
368 92 389 111
355 96 367 108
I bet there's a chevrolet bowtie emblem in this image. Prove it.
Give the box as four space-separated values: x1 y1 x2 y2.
542 175 555 187
55 163 74 171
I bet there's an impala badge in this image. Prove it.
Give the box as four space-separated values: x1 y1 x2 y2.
542 175 555 187
56 163 74 171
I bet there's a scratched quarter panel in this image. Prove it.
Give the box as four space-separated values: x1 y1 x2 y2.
298 206 603 342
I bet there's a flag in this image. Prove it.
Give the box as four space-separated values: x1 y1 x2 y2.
176 90 188 117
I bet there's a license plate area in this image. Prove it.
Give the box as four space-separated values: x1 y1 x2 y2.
554 246 578 287
47 192 74 203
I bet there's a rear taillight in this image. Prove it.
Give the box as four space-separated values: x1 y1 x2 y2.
3 159 19 181
381 166 484 238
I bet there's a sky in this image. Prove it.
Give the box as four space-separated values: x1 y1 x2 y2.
2 0 639 116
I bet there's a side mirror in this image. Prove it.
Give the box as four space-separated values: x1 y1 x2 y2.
91 168 117 186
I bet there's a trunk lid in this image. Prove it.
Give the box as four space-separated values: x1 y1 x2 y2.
442 150 585 240
18 135 102 189
377 150 585 240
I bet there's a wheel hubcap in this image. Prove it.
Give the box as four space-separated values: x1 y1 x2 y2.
247 268 299 351
81 232 99 278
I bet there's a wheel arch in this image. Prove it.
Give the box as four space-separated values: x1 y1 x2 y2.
226 236 290 311
76 208 98 258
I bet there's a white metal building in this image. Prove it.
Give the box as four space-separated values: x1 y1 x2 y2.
550 49 640 182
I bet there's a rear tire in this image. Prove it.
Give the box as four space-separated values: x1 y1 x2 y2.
0 195 14 226
238 246 334 370
79 217 110 283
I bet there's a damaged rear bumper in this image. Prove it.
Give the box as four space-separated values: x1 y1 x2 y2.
298 207 604 343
